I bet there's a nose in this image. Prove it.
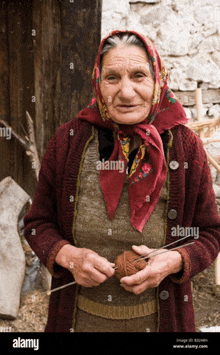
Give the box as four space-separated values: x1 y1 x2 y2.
118 76 136 101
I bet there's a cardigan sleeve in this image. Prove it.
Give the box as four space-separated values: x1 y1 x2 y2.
170 132 220 284
24 132 71 278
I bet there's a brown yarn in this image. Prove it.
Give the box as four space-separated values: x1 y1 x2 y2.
114 250 148 280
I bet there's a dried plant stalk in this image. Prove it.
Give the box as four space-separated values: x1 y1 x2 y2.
0 112 40 181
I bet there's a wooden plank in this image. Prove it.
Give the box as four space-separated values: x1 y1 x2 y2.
0 1 36 196
0 1 11 181
32 0 43 162
7 1 24 185
7 0 35 195
175 89 220 107
19 1 36 196
33 0 102 160
60 0 102 123
33 0 61 160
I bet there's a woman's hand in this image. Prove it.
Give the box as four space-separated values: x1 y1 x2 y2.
120 245 183 295
55 244 115 287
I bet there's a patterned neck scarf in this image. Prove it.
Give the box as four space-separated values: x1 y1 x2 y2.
78 30 188 232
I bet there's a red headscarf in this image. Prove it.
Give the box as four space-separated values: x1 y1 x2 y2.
78 30 188 232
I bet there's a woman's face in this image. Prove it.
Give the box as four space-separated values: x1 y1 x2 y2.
100 44 155 125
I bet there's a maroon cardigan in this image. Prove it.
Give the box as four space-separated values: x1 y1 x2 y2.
24 117 220 332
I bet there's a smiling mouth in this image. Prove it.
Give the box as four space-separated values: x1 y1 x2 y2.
118 104 137 107
116 104 139 111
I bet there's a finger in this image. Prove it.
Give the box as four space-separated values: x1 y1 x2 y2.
83 278 100 287
94 257 115 278
80 276 100 288
121 280 150 295
84 251 115 276
81 259 109 283
90 268 108 284
132 244 155 256
120 267 149 286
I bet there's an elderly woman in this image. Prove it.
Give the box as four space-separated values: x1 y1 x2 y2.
24 30 220 332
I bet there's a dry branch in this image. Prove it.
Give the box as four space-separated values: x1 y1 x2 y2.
202 138 220 145
186 116 220 173
25 112 40 180
0 112 40 181
186 117 220 131
205 150 220 173
185 88 220 174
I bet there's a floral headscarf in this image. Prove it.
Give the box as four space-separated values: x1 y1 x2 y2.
78 30 188 232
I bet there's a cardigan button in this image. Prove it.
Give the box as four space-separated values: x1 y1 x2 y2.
146 129 150 136
169 160 179 170
168 209 177 220
159 290 169 300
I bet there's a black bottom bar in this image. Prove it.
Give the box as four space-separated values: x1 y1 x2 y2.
1 332 219 355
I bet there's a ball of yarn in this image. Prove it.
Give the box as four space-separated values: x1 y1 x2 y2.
114 250 147 280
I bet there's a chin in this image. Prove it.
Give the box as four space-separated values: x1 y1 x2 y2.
109 108 150 125
111 115 147 125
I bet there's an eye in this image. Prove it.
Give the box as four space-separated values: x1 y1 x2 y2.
133 72 145 79
106 74 118 82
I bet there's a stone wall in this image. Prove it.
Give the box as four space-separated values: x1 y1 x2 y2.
101 0 220 188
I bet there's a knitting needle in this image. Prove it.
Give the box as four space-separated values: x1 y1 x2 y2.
136 234 192 261
43 281 77 296
113 240 195 270
135 241 195 262
113 234 192 269
42 236 195 294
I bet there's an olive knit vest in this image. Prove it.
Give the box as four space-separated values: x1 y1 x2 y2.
74 129 167 331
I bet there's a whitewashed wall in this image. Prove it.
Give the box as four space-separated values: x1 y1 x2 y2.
101 0 220 190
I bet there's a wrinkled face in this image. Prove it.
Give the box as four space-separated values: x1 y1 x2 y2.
100 44 155 125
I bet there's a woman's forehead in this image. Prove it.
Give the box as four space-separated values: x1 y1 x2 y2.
102 63 151 75
101 44 150 69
